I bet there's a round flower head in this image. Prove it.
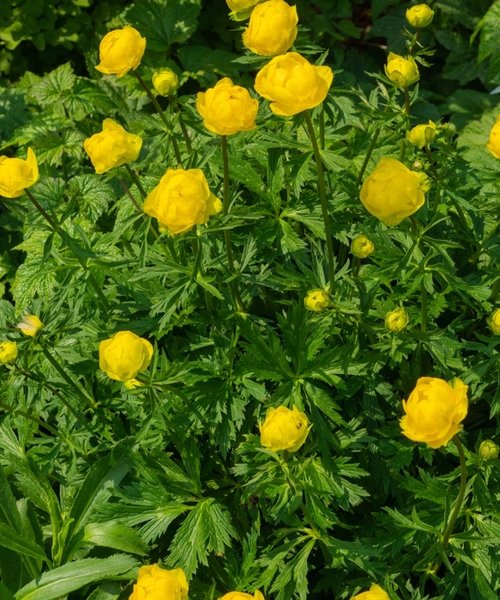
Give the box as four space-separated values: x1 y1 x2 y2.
129 564 188 600
384 52 419 88
218 592 265 600
243 0 298 57
407 121 437 148
406 4 434 28
489 308 500 334
143 168 222 235
0 148 39 198
260 405 310 452
351 584 390 600
479 440 499 461
17 314 43 337
254 52 333 116
96 26 146 77
152 68 179 96
226 0 262 20
83 119 142 174
351 235 374 259
486 115 500 159
385 307 409 332
196 78 258 136
400 377 468 448
360 158 429 226
99 330 153 382
0 341 18 364
304 289 330 312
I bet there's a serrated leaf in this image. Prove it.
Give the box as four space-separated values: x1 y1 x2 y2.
11 260 57 313
67 176 115 221
0 523 47 561
83 521 147 556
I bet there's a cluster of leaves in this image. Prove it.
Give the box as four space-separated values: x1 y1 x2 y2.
0 1 499 599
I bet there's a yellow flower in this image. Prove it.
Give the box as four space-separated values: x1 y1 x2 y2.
400 377 468 449
0 341 18 364
129 564 188 600
99 331 153 382
304 289 330 312
489 308 500 334
226 0 262 20
260 405 310 452
360 158 429 226
218 592 265 600
124 378 143 390
0 148 39 199
351 235 374 259
479 440 499 460
196 78 258 136
406 4 434 28
83 119 142 175
385 307 409 332
486 115 500 159
406 120 437 148
143 168 222 235
243 0 298 56
17 315 43 337
351 583 390 600
96 26 146 77
255 52 333 116
152 68 179 96
384 52 419 88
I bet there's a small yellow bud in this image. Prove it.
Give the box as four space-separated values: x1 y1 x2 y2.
407 121 437 148
17 315 43 337
385 307 409 332
479 440 499 460
0 341 18 364
351 235 375 259
489 308 500 335
406 4 434 28
304 289 330 312
152 68 179 96
412 160 424 171
124 378 143 390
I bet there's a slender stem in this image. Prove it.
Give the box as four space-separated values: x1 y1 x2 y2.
441 437 468 549
221 136 246 313
125 164 148 199
0 398 60 436
191 237 214 311
420 278 428 333
404 87 411 117
357 127 380 185
118 178 142 212
40 344 97 410
170 97 193 153
304 111 335 291
133 71 183 166
25 190 111 312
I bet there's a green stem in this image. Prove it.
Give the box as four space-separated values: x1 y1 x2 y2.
420 278 428 333
304 111 335 291
441 437 468 549
221 135 246 313
118 178 143 212
125 164 148 200
191 237 214 312
0 398 59 437
357 127 380 185
25 190 111 312
170 97 193 153
40 344 97 410
134 71 183 167
404 87 411 117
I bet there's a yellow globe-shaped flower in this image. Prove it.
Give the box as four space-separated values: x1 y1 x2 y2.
384 52 419 88
351 583 390 600
486 115 500 159
260 405 310 452
0 148 39 198
243 0 298 57
96 26 146 77
83 119 142 174
99 331 153 382
129 565 188 600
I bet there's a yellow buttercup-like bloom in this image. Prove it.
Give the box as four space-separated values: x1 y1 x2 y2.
400 377 468 449
226 0 261 20
99 331 153 382
486 115 500 159
83 119 142 174
351 235 374 259
143 168 222 235
243 0 298 56
218 592 265 600
152 68 179 96
351 583 390 600
489 308 500 334
255 52 333 116
406 4 434 28
196 78 258 136
304 289 330 312
360 158 429 226
0 148 39 198
479 440 499 460
385 308 409 332
129 564 188 600
406 120 437 148
0 341 18 364
96 26 146 77
260 405 310 452
17 315 43 337
384 52 419 88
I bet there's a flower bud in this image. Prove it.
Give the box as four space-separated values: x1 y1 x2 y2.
384 52 419 88
489 308 500 334
243 0 298 57
406 120 437 148
486 115 500 159
260 406 310 452
351 235 374 259
226 0 261 21
95 26 146 78
351 583 390 600
124 378 143 390
218 592 265 600
0 148 39 198
0 341 18 364
479 440 499 460
152 68 179 96
411 160 424 171
385 307 409 332
304 289 330 312
17 315 43 337
406 4 434 28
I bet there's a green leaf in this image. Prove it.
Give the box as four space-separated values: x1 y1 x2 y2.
83 521 147 556
14 555 139 600
0 523 47 562
11 260 57 314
